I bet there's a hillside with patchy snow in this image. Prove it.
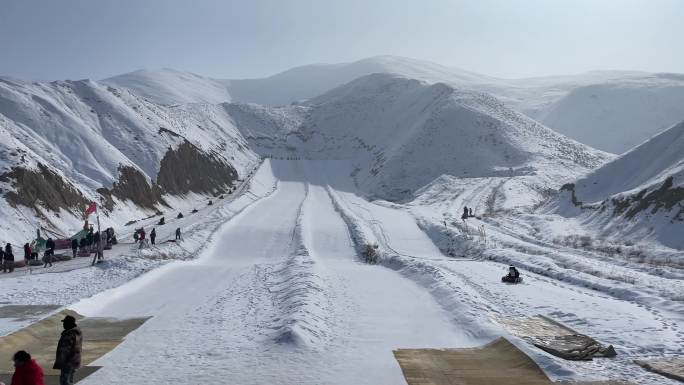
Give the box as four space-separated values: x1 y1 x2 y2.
0 76 256 244
556 121 684 248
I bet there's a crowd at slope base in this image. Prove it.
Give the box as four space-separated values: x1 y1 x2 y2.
0 221 114 274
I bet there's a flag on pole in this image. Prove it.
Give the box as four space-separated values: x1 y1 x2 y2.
85 202 97 216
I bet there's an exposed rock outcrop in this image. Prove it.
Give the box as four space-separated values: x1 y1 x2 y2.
157 141 237 195
98 165 166 210
0 163 89 214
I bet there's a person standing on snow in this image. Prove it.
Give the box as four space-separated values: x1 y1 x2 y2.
44 238 55 268
24 243 32 263
175 227 181 241
150 228 156 245
53 315 82 385
461 206 469 220
3 243 14 273
10 350 44 385
71 238 78 259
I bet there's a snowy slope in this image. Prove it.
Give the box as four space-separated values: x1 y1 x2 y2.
226 56 684 155
224 55 496 106
104 68 232 105
530 75 684 153
0 76 256 245
556 121 684 248
231 73 611 200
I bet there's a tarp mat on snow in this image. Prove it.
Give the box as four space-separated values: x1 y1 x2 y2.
634 358 684 382
0 305 61 321
393 337 554 385
0 309 150 382
498 315 616 361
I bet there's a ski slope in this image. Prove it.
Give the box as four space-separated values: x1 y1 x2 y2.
23 160 672 385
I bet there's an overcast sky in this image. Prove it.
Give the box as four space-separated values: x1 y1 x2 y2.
1 0 683 81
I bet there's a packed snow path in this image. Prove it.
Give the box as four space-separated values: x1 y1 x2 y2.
57 159 681 384
72 161 474 385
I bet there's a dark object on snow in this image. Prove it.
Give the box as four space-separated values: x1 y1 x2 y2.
175 227 181 241
150 228 156 245
461 206 469 220
177 212 184 219
502 266 522 283
207 200 213 206
191 208 198 214
469 208 473 217
158 217 165 226
364 243 379 264
219 195 224 199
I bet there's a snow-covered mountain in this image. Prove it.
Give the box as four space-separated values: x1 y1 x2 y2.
225 56 684 155
228 73 610 200
527 74 684 153
104 68 232 105
0 76 256 243
558 121 684 248
224 55 497 106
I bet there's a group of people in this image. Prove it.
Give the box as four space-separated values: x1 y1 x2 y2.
0 315 82 385
134 226 182 247
461 206 475 220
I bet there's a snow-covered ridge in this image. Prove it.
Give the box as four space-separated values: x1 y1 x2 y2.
234 73 611 200
557 121 684 248
103 68 232 105
0 76 256 244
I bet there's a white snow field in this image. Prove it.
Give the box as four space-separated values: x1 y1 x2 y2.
0 159 675 384
0 57 682 385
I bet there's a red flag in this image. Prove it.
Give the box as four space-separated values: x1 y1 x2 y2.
85 202 97 216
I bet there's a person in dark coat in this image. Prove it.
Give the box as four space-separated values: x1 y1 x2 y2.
469 207 473 217
53 315 82 385
43 239 55 268
461 206 469 220
3 243 14 273
11 350 44 385
24 243 32 262
175 227 181 241
71 239 78 259
150 228 156 245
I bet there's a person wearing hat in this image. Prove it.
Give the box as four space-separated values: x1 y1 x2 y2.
53 315 82 385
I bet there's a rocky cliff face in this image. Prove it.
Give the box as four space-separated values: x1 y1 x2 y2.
157 140 238 196
0 163 89 215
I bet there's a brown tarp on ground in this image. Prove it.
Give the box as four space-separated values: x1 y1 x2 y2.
0 305 61 321
0 309 149 382
634 358 684 382
498 315 616 361
393 337 554 385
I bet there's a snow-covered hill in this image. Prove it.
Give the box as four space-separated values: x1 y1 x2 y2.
104 68 232 105
229 73 611 200
0 76 256 244
224 55 496 106
225 56 684 155
558 121 684 248
528 75 684 153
